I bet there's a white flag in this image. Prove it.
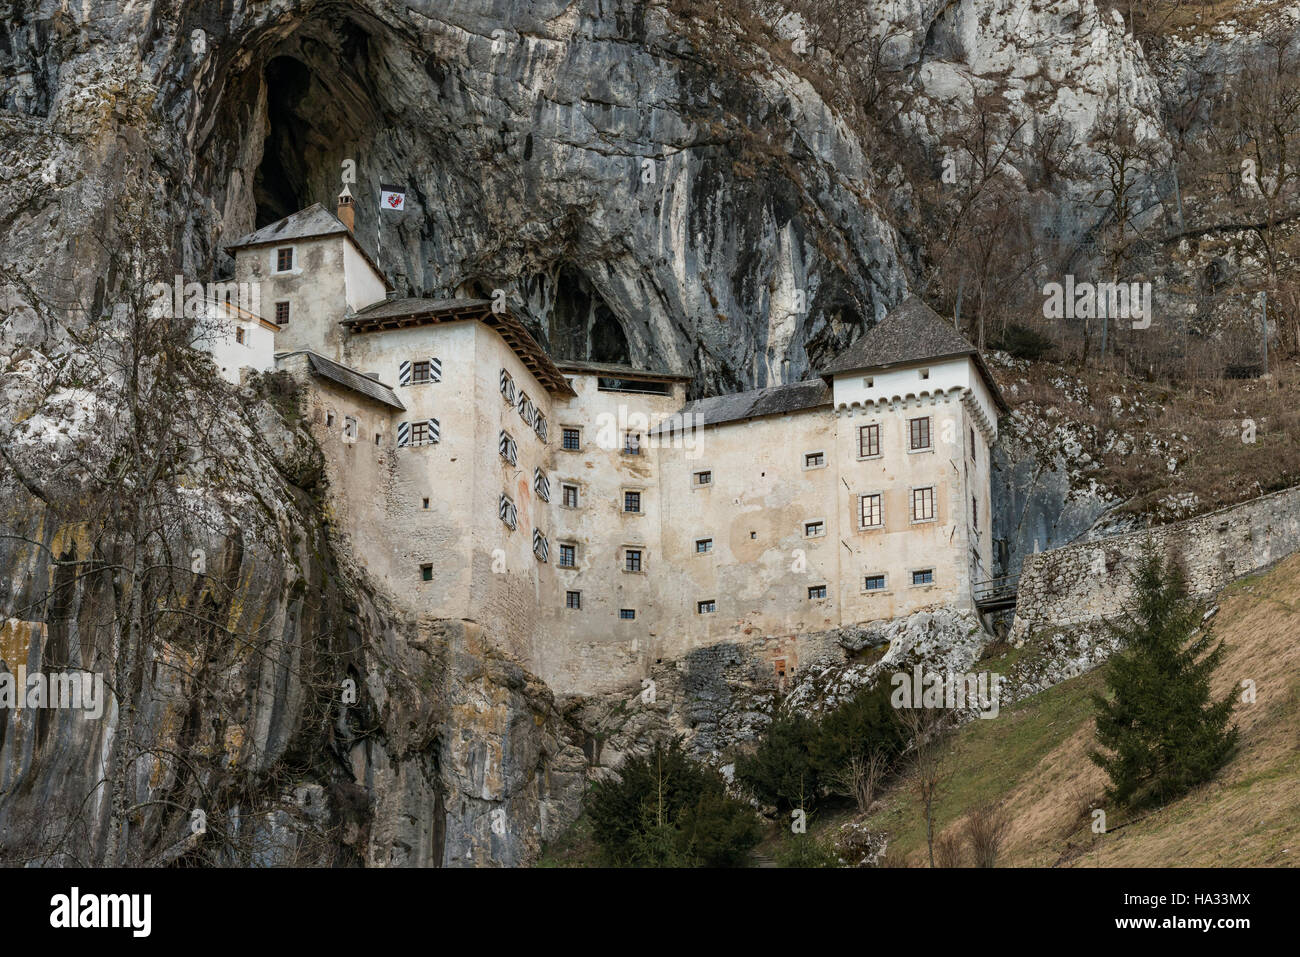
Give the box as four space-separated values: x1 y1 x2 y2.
380 183 406 211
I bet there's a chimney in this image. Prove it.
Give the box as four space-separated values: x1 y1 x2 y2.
337 185 355 232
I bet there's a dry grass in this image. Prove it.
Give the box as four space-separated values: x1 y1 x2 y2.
866 552 1300 866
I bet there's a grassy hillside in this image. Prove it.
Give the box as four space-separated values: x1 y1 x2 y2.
864 551 1300 867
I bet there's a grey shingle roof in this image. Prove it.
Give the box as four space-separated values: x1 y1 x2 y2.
225 203 349 249
820 295 1008 412
555 359 691 382
821 296 977 375
651 379 830 433
351 297 489 321
279 351 405 410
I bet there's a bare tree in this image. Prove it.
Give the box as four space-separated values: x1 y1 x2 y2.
899 706 954 868
965 801 1011 868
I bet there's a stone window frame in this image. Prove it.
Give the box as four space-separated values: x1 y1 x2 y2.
802 450 827 471
907 415 933 453
910 567 935 587
694 537 713 555
557 542 578 569
565 590 582 610
909 485 937 524
862 572 889 594
857 422 882 460
273 246 296 273
621 545 646 574
560 482 580 509
692 468 713 489
560 425 582 451
858 491 884 530
803 518 827 539
622 488 644 515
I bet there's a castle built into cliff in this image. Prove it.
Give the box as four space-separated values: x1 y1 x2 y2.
213 193 1006 694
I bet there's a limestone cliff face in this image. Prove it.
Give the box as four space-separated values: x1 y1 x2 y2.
1 0 1278 864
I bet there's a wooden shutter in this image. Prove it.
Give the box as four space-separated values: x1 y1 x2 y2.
397 422 410 447
427 417 440 443
398 360 412 386
429 356 442 382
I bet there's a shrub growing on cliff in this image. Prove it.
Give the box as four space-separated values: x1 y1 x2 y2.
1090 543 1238 809
734 713 823 810
587 741 760 867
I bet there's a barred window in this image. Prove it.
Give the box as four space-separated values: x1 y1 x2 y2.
619 609 636 620
697 600 716 614
565 590 581 610
865 574 886 591
912 569 934 586
558 544 576 568
808 585 827 599
623 491 641 513
562 428 580 451
562 484 579 508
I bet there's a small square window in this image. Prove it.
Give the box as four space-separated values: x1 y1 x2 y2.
343 416 358 441
912 569 934 586
565 590 582 610
412 360 432 383
697 599 716 614
275 301 290 324
695 538 713 553
559 544 576 568
619 609 636 620
275 247 294 272
865 574 886 591
808 584 827 599
804 451 825 469
623 432 641 455
919 368 930 380
562 428 581 451
694 470 712 486
562 484 579 508
420 564 433 582
863 376 874 388
624 549 642 572
804 520 824 537
624 491 641 513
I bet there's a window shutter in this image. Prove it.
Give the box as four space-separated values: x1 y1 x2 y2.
500 369 516 403
398 360 412 386
499 430 517 465
429 356 442 382
428 417 440 443
534 414 547 442
532 529 548 562
397 422 411 447
499 493 517 530
533 467 550 502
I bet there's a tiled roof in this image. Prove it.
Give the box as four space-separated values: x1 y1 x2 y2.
278 350 405 410
650 379 830 433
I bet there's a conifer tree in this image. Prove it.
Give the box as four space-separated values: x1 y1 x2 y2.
1090 542 1238 809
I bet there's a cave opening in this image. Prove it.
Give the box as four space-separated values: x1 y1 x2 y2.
549 265 630 365
255 56 314 227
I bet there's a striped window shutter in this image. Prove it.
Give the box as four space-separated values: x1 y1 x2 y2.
398 360 412 386
499 430 517 465
532 529 548 562
499 493 517 530
429 356 442 382
397 422 411 447
533 467 550 502
427 417 440 443
500 369 516 403
534 414 547 442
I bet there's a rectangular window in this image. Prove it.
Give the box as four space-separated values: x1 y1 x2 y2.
420 564 433 582
970 427 977 461
534 467 551 502
375 433 381 446
624 491 641 513
912 568 934 586
411 422 430 446
919 368 930 380
865 574 886 591
972 495 978 532
695 538 713 553
235 327 245 345
562 428 581 451
619 608 636 620
275 301 290 324
565 591 582 610
623 432 641 455
275 247 294 272
325 411 336 428
860 493 883 529
343 416 358 442
804 451 825 468
624 549 642 572
697 600 716 614
411 360 432 383
863 376 874 388
808 585 827 599
562 484 579 508
909 416 932 451
858 423 880 458
558 544 576 568
422 498 430 509
499 493 518 530
804 520 824 537
694 470 712 486
499 430 518 465
912 486 935 522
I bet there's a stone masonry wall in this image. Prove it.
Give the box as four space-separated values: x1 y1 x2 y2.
1011 485 1300 641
